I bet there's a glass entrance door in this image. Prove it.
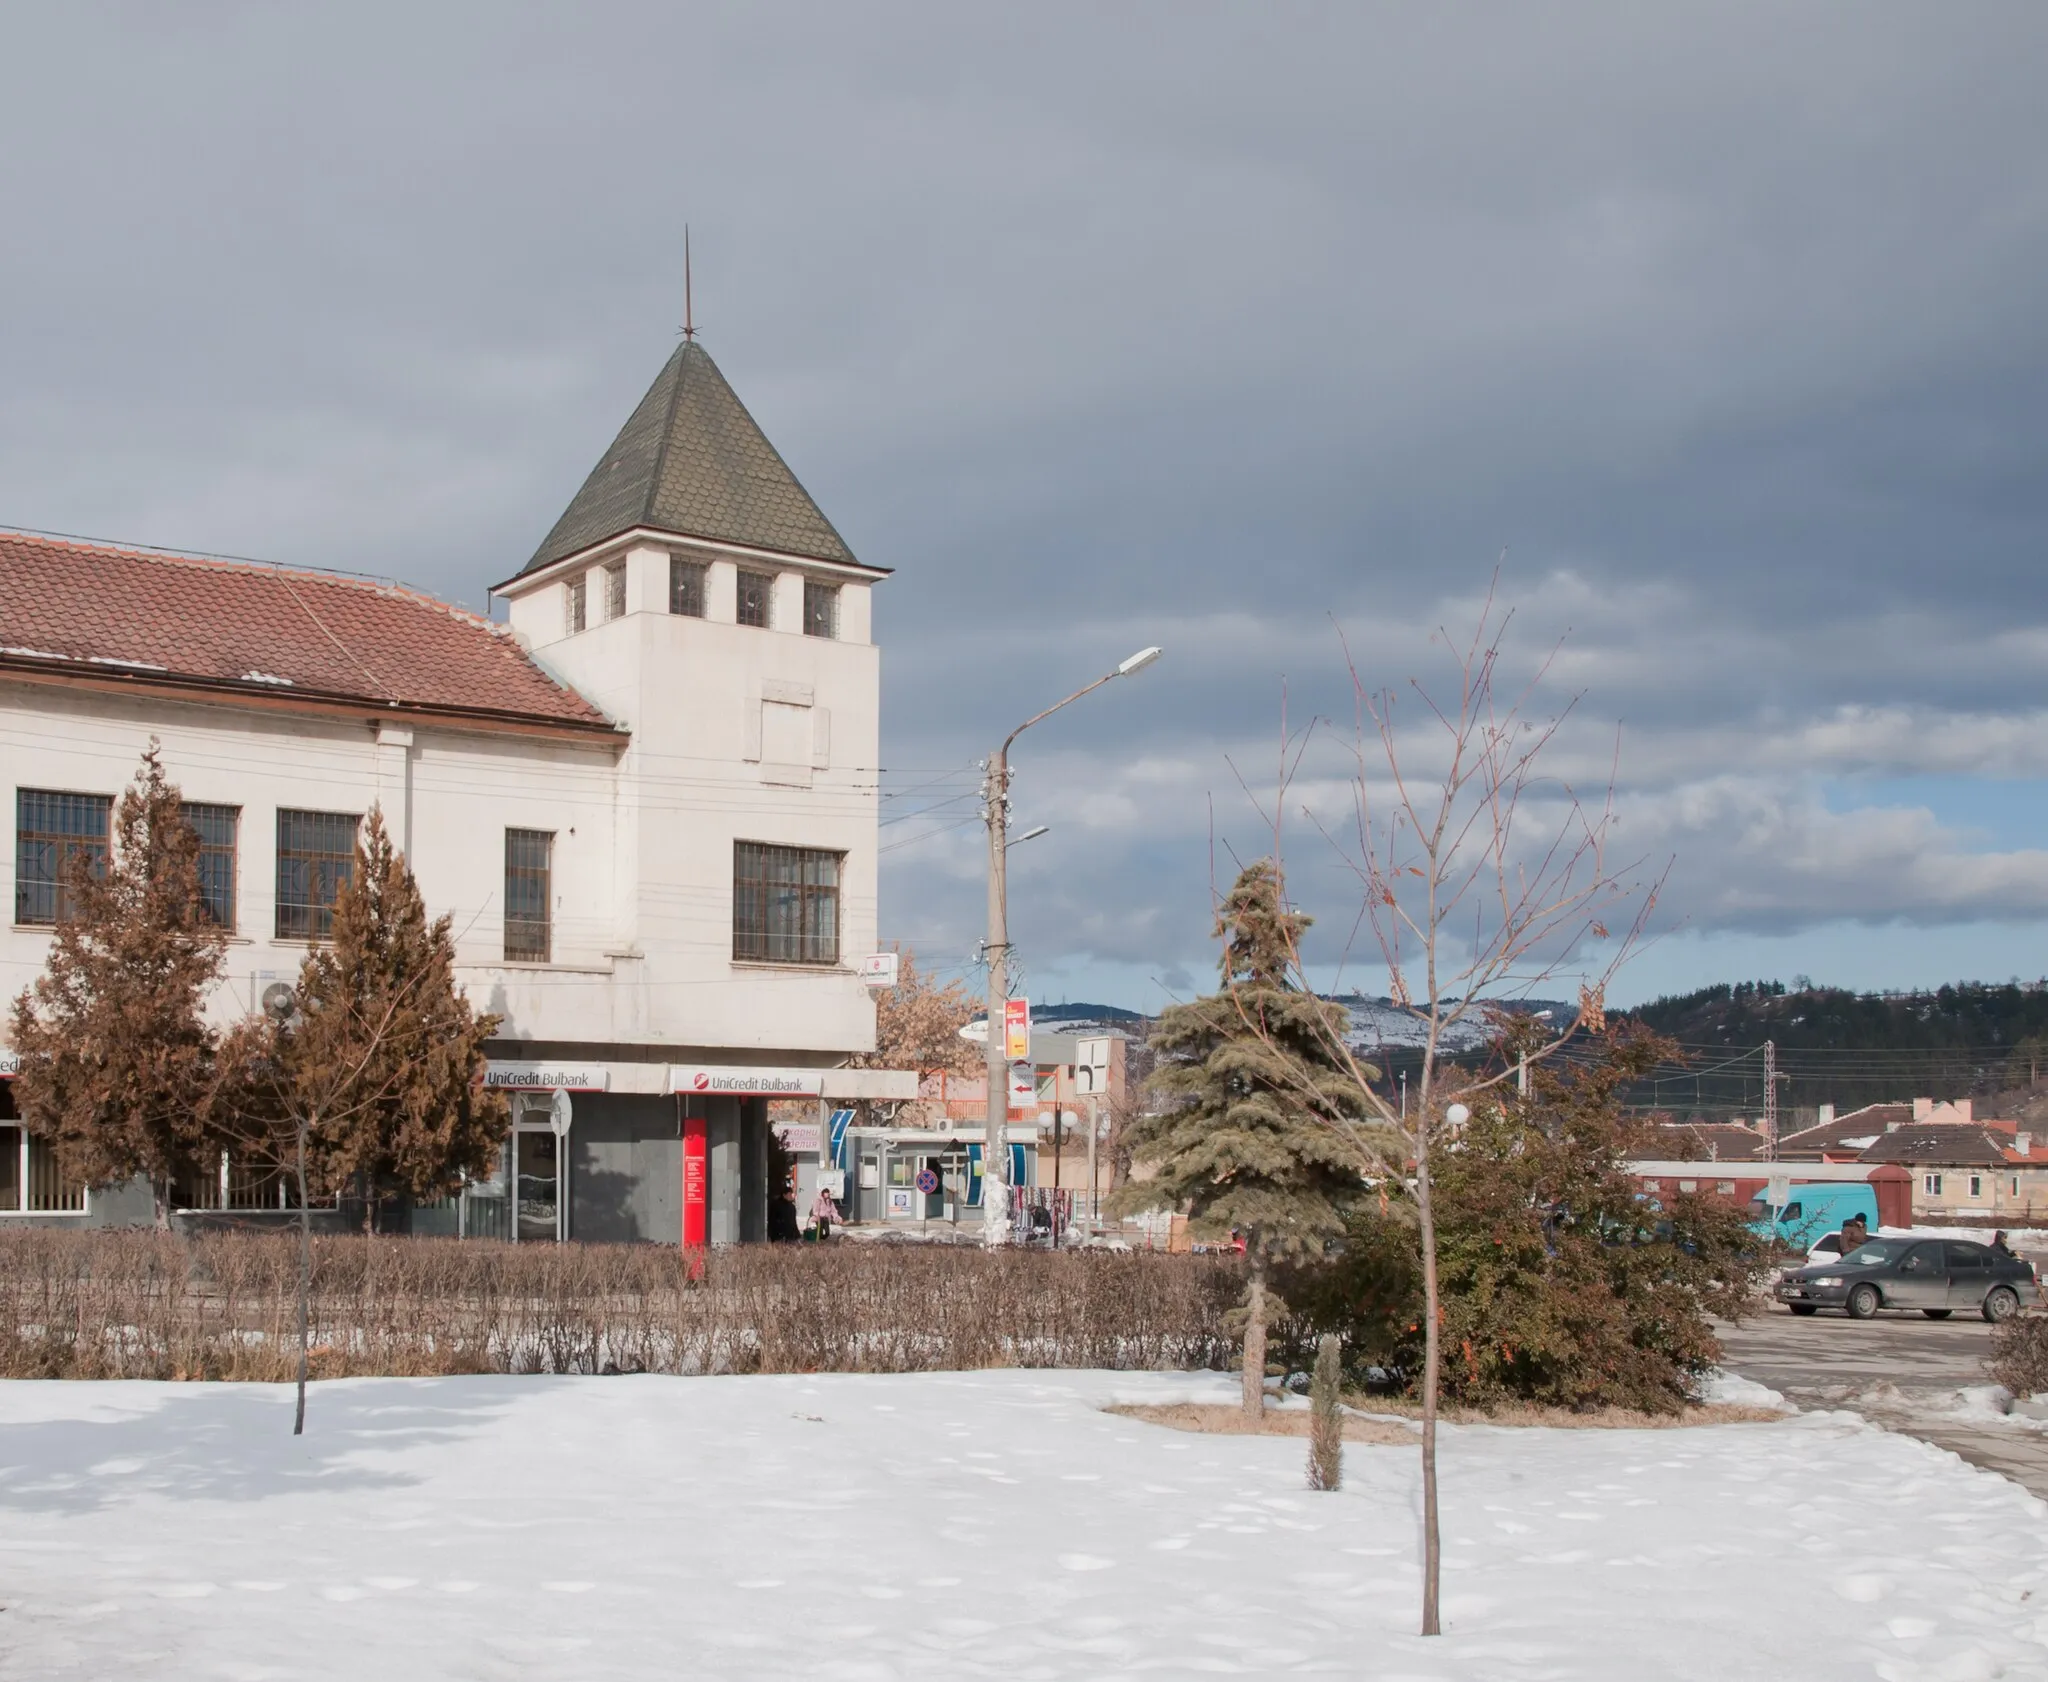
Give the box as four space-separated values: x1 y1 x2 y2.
515 1129 560 1242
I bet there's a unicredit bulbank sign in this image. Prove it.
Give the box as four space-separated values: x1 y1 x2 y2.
667 1066 825 1098
483 1064 610 1092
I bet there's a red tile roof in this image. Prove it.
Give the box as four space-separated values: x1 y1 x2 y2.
0 533 615 734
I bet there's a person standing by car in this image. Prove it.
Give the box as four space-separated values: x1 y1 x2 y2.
1990 1230 2015 1257
1839 1213 1869 1253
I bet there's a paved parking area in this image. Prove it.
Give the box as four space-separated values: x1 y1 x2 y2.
1716 1308 2048 1497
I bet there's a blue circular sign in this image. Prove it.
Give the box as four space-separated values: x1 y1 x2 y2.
914 1168 940 1195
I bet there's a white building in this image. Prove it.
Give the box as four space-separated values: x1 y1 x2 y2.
0 337 911 1241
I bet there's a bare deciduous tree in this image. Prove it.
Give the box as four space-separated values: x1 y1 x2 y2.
1244 586 1659 1636
849 947 978 1126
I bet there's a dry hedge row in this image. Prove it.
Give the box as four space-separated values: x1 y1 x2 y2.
0 1229 1241 1381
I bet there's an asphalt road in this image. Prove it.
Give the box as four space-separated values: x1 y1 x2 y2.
1716 1307 2048 1498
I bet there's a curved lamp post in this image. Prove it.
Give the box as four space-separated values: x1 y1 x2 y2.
980 647 1161 1246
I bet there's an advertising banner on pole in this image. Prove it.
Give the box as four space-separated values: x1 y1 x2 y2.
682 1116 708 1248
1007 1060 1035 1115
1004 997 1031 1061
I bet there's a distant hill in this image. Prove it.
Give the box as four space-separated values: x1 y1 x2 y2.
1031 1001 1148 1025
1620 979 2048 1113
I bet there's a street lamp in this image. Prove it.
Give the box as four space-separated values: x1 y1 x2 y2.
1007 824 1050 848
980 647 1161 1246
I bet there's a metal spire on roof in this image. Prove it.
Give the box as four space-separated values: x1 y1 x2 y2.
683 225 695 341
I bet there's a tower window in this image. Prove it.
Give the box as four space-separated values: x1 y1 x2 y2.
804 581 840 640
670 557 707 618
566 574 587 633
604 560 626 620
737 570 774 629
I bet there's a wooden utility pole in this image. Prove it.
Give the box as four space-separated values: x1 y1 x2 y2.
980 749 1012 1247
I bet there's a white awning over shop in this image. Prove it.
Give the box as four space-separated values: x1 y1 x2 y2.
481 1061 917 1101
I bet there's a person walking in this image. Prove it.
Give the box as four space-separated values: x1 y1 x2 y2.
810 1182 841 1241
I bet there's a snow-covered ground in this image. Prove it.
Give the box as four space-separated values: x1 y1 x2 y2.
2 1370 2045 1680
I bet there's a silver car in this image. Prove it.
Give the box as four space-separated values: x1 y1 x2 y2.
1774 1237 2038 1322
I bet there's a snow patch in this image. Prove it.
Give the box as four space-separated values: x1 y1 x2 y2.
0 1370 2043 1680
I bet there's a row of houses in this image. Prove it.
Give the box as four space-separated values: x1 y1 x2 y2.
1644 1098 2048 1224
1 333 924 1242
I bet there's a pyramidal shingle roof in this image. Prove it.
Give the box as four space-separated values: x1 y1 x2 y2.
522 340 860 577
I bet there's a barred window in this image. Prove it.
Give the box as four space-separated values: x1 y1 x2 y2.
566 574 587 633
733 842 841 965
276 809 359 940
604 560 626 620
15 789 111 925
804 581 840 640
182 803 239 929
670 556 707 618
504 829 552 962
737 569 774 629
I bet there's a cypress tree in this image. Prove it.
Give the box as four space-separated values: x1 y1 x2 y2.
287 807 509 1221
1117 860 1371 1414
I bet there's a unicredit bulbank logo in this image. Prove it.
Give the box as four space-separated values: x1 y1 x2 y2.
693 1072 712 1092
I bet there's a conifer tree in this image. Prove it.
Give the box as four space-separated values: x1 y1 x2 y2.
291 807 508 1218
9 744 226 1225
1115 860 1372 1415
216 807 506 1433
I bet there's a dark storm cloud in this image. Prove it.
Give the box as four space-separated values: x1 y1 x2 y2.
3 3 2045 1001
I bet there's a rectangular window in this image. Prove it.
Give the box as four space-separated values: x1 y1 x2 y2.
1969 1174 1982 1198
737 570 774 629
15 789 112 925
181 803 239 929
275 809 359 940
670 556 707 618
733 842 841 965
804 581 840 640
1678 1179 1698 1193
504 829 552 963
1716 1180 1736 1195
1925 1173 1943 1196
604 560 626 620
566 574 587 633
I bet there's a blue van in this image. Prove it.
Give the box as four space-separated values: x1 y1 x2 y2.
1749 1182 1881 1250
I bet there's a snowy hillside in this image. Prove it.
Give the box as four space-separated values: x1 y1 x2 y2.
1337 995 1576 1054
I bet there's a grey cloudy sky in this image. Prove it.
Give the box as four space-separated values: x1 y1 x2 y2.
4 3 2046 1010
